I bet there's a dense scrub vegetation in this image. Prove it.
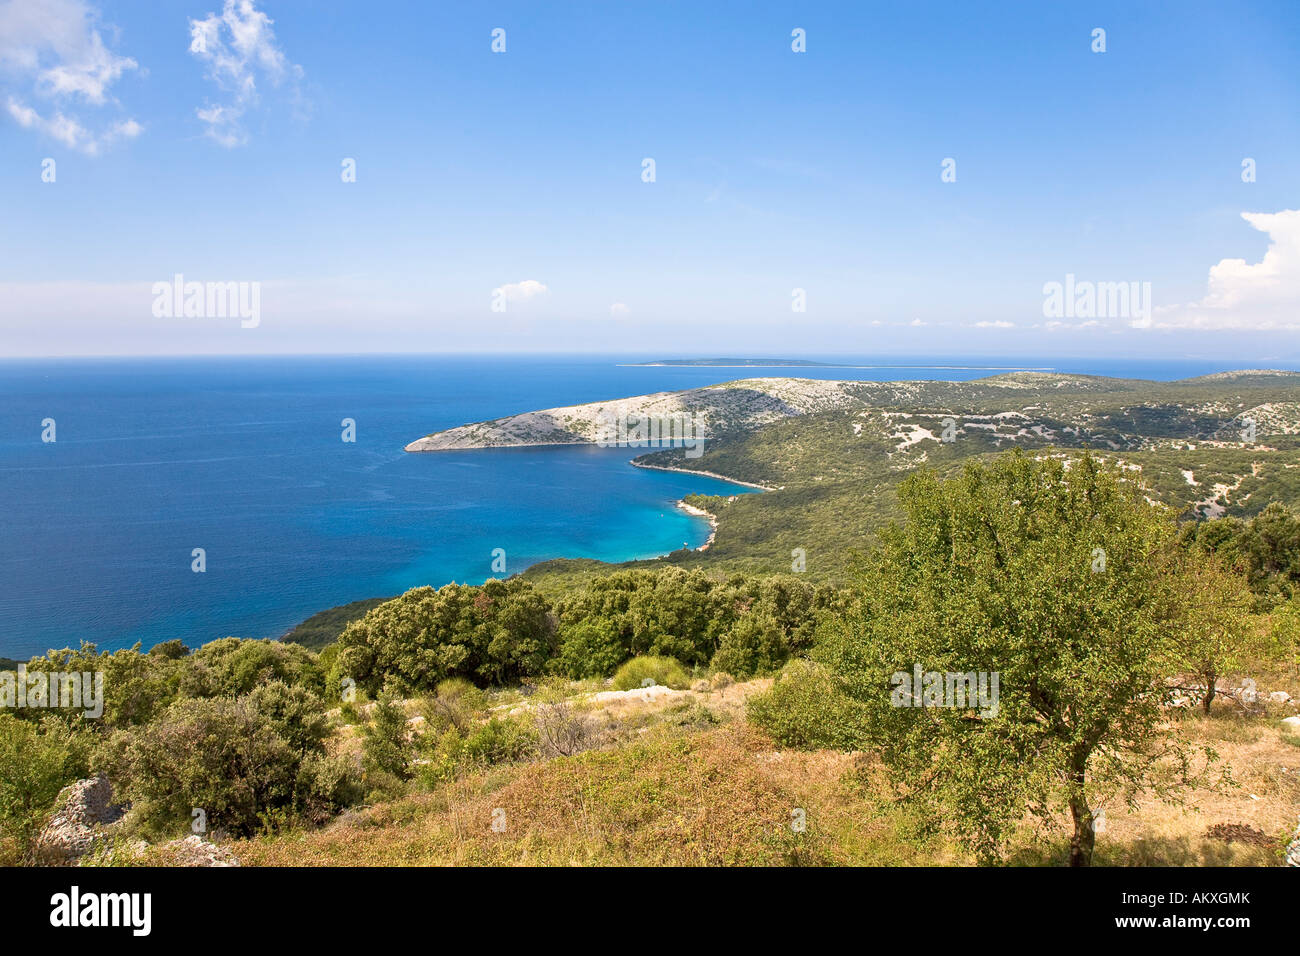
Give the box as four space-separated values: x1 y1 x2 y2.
0 566 831 862
334 569 835 696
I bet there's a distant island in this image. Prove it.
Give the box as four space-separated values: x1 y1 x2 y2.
407 369 1300 454
623 359 1054 369
627 358 841 367
405 368 1300 526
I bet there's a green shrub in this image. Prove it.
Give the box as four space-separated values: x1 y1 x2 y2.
420 678 486 735
98 694 354 838
295 753 364 825
416 725 466 787
553 620 627 679
612 655 689 691
711 613 788 678
180 637 322 699
362 691 413 788
746 659 869 749
249 681 330 756
463 716 537 765
336 579 557 694
0 715 90 863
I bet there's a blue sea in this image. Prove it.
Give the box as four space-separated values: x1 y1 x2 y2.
0 354 1286 658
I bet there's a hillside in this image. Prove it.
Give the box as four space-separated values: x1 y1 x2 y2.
406 370 1300 454
235 671 1299 867
493 370 1300 587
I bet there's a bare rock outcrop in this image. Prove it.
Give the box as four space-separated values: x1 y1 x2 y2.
36 776 239 867
35 775 123 863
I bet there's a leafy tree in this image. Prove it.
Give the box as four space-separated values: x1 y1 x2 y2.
1170 550 1258 712
148 639 190 660
25 643 180 729
249 680 330 756
100 697 294 837
791 451 1215 866
180 637 323 698
1180 501 1300 607
711 612 787 678
1268 596 1300 676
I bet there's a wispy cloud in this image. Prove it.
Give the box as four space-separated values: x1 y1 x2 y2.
0 0 141 154
189 0 303 147
1152 210 1300 332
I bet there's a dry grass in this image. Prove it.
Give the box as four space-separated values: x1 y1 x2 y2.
234 679 1300 867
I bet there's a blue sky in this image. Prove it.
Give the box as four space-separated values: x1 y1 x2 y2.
2 0 1298 358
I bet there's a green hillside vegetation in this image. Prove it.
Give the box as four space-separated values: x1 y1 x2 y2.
282 597 395 650
523 371 1300 590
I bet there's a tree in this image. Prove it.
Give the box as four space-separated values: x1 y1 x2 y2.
801 451 1216 866
1170 550 1258 713
362 691 413 784
1268 596 1300 678
1180 501 1300 607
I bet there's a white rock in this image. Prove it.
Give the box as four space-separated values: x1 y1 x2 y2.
1282 715 1300 733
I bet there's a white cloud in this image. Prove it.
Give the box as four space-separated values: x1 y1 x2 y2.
0 0 140 153
1152 209 1300 331
909 318 926 327
6 96 140 154
974 320 1014 329
189 0 303 147
610 302 630 316
497 279 549 302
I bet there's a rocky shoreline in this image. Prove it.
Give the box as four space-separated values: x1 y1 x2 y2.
675 499 718 550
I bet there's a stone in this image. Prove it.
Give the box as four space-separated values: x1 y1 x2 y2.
154 834 239 867
34 776 124 864
34 775 238 867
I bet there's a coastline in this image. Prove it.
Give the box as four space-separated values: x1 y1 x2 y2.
405 439 592 452
675 499 718 550
629 459 776 491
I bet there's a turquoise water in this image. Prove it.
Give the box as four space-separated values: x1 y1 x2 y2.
0 354 1281 657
